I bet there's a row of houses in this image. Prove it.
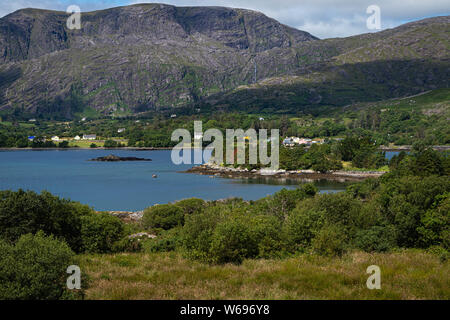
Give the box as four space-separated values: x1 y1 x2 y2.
28 128 127 142
282 137 324 147
28 134 97 142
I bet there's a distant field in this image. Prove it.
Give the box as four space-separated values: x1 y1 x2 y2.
79 250 449 300
69 140 105 148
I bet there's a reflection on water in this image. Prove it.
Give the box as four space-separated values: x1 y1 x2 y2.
226 176 351 193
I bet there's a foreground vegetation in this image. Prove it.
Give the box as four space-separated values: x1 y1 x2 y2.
78 250 449 300
0 145 448 299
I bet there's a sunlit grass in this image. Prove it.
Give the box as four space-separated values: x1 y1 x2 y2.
79 250 449 300
69 140 105 148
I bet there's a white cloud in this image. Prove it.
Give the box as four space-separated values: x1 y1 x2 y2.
1 0 449 38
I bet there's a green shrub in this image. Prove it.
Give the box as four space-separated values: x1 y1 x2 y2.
354 225 397 252
143 238 176 253
175 198 206 216
58 141 69 148
300 183 318 197
112 237 142 253
143 204 184 230
377 175 450 247
248 215 284 258
180 207 224 261
0 190 93 252
142 228 181 253
0 232 78 300
104 140 118 148
417 193 449 248
210 219 258 264
315 193 364 235
81 214 124 253
269 188 308 218
285 207 325 251
312 224 347 257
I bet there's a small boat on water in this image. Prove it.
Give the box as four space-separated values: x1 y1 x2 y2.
152 174 158 178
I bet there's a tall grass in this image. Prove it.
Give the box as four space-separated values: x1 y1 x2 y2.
79 250 449 300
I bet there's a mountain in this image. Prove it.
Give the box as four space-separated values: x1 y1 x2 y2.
195 16 450 114
0 4 448 119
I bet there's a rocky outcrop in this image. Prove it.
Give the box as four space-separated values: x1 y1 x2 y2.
99 210 144 222
187 163 386 181
89 154 152 161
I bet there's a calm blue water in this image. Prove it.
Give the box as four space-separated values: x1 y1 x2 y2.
385 151 404 160
0 149 350 211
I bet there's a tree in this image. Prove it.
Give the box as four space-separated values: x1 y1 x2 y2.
104 140 118 148
58 141 69 148
0 232 77 300
0 190 88 252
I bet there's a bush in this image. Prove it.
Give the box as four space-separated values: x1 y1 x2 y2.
354 225 397 252
300 183 318 197
180 206 224 261
285 207 325 251
81 214 124 253
58 141 69 148
249 215 284 259
0 190 92 252
315 193 364 234
142 228 181 253
175 198 206 216
104 140 118 148
143 204 184 230
210 219 258 264
112 237 142 253
0 232 78 300
312 224 347 257
417 193 449 248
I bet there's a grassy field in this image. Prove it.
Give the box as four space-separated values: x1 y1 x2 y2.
78 250 449 300
342 161 390 172
68 140 105 148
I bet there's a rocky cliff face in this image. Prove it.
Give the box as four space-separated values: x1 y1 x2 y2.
0 4 448 118
0 4 316 63
0 4 317 117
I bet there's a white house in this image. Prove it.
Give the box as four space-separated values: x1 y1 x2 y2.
117 128 126 133
51 136 60 142
74 135 81 140
283 138 295 147
170 114 177 118
298 138 312 145
83 134 97 140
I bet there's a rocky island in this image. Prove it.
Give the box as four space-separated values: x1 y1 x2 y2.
89 154 152 162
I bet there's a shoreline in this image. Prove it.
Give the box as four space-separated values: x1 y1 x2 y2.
0 147 173 151
1 145 448 152
380 145 450 152
186 164 387 182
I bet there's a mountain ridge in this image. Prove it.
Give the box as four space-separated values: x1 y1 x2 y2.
0 4 448 119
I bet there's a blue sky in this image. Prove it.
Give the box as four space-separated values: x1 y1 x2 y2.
1 0 448 38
